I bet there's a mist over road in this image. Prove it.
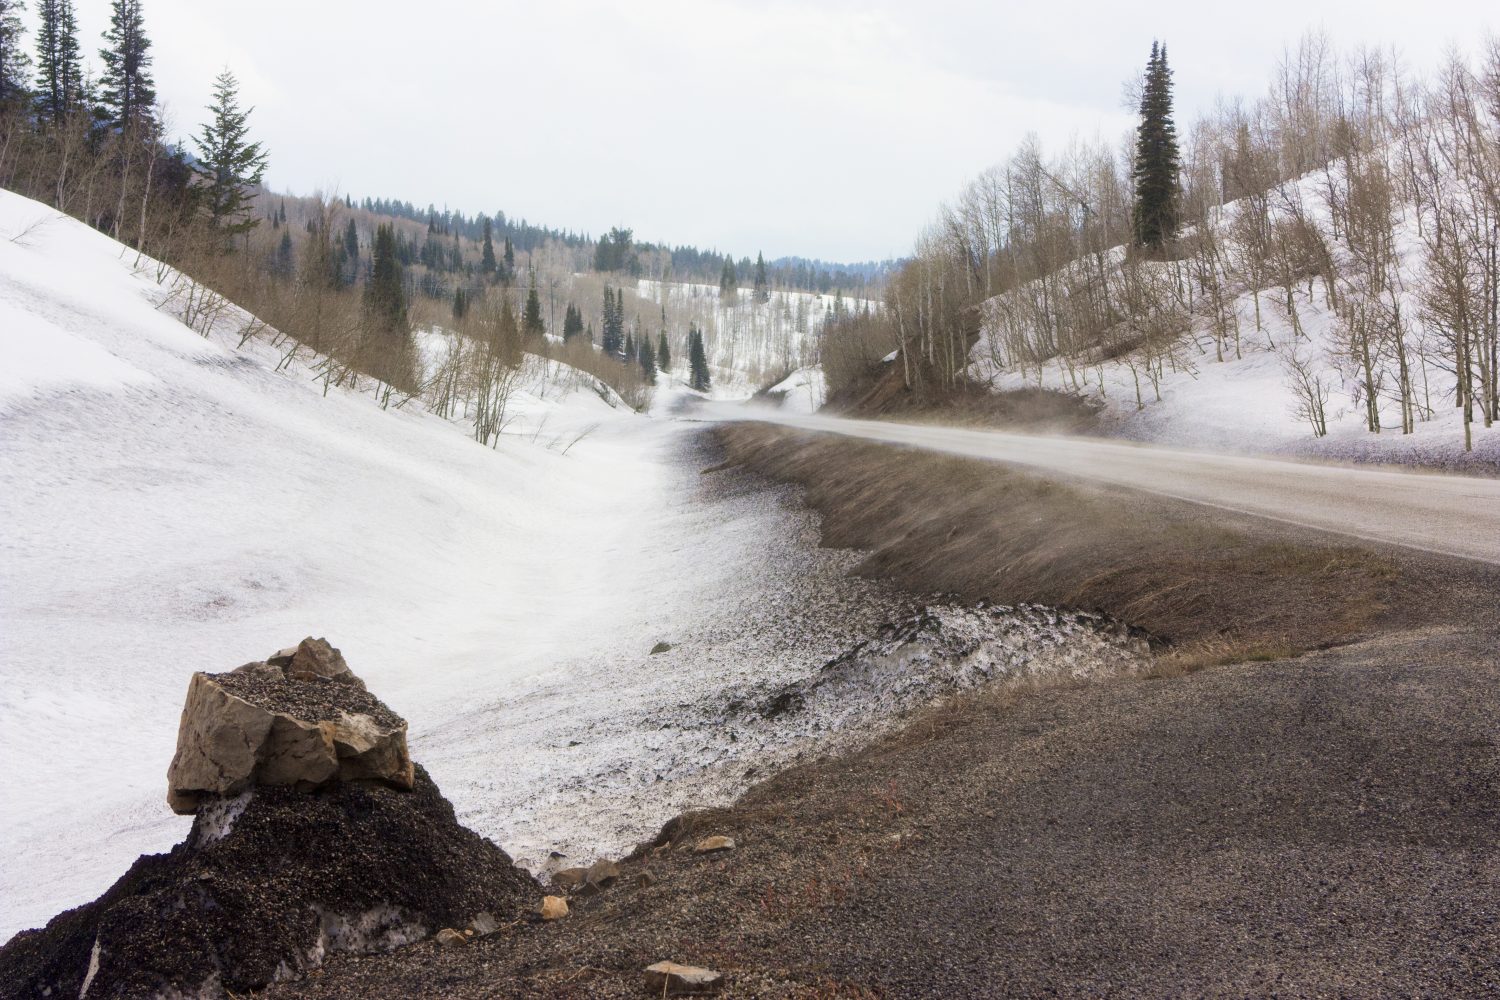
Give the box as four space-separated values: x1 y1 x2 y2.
710 407 1500 567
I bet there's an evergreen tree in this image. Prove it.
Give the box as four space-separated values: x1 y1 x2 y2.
480 216 497 275
364 223 407 331
452 286 468 320
0 0 30 110
271 228 293 279
98 0 154 132
1132 41 1181 252
522 267 545 339
502 236 515 279
342 218 359 272
624 330 635 360
687 327 712 392
752 251 769 303
33 0 81 124
562 302 584 341
719 258 737 299
192 69 268 239
637 335 657 381
656 330 670 373
601 284 624 358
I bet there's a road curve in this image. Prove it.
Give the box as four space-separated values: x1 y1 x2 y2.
707 406 1500 567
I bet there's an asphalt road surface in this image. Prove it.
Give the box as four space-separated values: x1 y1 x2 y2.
712 406 1500 567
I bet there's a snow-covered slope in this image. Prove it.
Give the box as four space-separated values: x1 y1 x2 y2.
0 190 667 937
636 278 870 398
972 169 1498 471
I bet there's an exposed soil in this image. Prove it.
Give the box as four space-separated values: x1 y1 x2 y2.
0 767 538 1000
249 425 1500 998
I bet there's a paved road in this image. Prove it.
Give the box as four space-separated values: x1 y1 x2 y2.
710 407 1500 566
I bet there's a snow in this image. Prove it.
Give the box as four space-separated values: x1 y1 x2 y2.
0 189 691 938
762 365 827 414
971 168 1499 471
0 189 1070 943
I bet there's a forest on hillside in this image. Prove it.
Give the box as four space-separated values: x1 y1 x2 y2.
827 34 1500 452
0 0 887 423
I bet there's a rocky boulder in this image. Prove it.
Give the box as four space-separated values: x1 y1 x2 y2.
166 637 413 814
0 641 539 1000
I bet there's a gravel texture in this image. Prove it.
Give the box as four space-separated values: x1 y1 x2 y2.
249 431 1500 998
0 766 537 999
214 670 406 730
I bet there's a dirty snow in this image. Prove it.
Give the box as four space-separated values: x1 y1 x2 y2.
0 190 1119 941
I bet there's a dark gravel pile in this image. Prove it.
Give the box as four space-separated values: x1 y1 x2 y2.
214 669 405 729
0 766 538 1000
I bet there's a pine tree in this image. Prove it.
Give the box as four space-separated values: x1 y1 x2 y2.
752 251 769 303
502 237 515 279
624 331 635 360
637 335 657 381
688 327 712 392
480 216 497 275
342 218 359 275
33 0 81 125
523 267 545 339
452 286 468 320
0 0 30 110
1131 41 1181 252
193 69 268 239
365 224 406 327
562 302 584 341
601 284 624 358
98 0 155 132
271 228 293 279
719 258 737 299
656 330 671 373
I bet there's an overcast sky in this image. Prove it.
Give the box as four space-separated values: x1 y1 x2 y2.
32 0 1499 261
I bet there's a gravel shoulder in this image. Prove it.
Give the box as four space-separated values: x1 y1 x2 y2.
267 426 1500 998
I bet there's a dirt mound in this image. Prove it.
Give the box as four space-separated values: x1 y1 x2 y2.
0 766 538 999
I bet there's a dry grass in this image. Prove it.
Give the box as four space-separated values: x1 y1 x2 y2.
715 423 1403 666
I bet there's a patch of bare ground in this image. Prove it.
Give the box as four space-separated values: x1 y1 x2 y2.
712 421 1440 672
263 424 1500 998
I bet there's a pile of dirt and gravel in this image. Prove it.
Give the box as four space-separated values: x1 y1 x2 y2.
0 645 540 1000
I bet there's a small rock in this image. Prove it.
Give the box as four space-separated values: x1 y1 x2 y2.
553 867 588 889
586 858 620 887
229 661 283 683
650 642 673 655
284 636 365 689
469 912 499 937
540 896 569 921
266 646 298 668
694 836 735 854
435 928 467 947
643 961 723 995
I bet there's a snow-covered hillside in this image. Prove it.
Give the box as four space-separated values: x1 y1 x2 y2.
0 189 809 936
970 166 1499 471
637 278 870 395
0 189 917 942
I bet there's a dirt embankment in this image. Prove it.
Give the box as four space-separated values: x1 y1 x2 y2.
263 424 1500 998
713 422 1455 670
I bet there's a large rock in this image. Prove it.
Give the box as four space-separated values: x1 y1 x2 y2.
166 638 412 814
0 766 539 1000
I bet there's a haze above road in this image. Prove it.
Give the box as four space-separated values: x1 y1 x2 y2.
711 407 1500 567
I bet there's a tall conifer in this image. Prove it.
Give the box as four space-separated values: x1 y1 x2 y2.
193 69 268 239
33 0 81 124
99 0 155 131
0 0 30 110
1131 41 1181 251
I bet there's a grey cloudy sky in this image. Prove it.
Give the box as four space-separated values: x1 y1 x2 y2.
37 0 1500 261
